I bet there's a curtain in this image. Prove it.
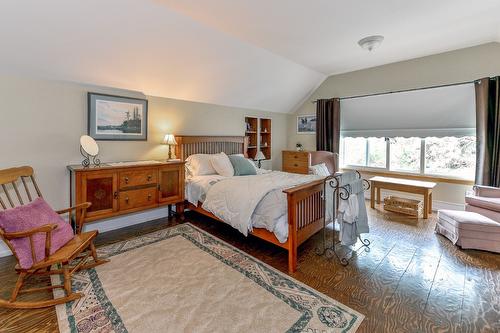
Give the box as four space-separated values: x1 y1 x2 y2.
475 77 500 186
316 98 340 153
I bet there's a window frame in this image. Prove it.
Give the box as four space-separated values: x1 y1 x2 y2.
340 136 475 181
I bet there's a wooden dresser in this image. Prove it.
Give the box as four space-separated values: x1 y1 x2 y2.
68 161 185 223
282 151 311 174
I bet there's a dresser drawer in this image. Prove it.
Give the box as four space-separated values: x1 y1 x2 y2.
282 151 310 174
119 187 158 211
119 169 157 189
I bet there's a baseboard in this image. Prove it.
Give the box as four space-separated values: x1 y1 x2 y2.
431 200 464 211
365 190 464 211
0 206 171 258
0 246 11 258
82 206 170 234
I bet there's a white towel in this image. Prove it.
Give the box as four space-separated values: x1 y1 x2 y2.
339 193 359 223
338 193 360 246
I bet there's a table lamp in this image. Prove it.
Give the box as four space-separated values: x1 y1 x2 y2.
255 150 266 168
162 134 177 160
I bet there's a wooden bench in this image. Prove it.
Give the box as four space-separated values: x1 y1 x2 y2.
369 176 436 219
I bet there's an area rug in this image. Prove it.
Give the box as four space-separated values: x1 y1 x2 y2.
53 223 363 333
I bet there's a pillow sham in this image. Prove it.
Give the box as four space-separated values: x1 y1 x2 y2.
185 154 217 177
210 152 234 177
309 163 330 176
0 198 74 269
229 155 257 176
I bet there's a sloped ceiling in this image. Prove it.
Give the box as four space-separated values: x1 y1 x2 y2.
160 0 500 75
0 0 324 113
0 1 499 113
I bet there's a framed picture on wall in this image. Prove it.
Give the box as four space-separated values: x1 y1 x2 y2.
88 93 148 141
297 115 316 134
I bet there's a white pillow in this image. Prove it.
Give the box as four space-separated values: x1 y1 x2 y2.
185 154 217 177
309 163 330 176
210 152 234 177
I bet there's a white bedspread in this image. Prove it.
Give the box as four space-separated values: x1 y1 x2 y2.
200 171 321 242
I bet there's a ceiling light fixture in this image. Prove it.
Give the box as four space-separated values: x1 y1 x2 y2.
358 35 384 51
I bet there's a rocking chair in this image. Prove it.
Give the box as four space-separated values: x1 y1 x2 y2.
0 166 108 309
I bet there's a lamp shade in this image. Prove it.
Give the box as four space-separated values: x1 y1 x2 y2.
162 134 177 145
255 151 266 161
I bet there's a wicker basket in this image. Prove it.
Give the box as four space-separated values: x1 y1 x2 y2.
383 196 423 217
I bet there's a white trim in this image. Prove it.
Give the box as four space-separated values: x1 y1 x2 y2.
340 128 476 138
365 190 464 212
0 245 11 258
82 207 170 233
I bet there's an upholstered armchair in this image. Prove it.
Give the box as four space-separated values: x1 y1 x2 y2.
465 185 500 222
310 151 339 175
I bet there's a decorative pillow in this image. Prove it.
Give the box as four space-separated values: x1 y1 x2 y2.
0 198 74 269
210 152 234 177
309 163 330 176
185 154 217 177
229 155 257 176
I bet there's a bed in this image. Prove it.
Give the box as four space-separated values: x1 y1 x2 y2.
175 136 326 273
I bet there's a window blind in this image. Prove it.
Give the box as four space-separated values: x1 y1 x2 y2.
340 83 476 138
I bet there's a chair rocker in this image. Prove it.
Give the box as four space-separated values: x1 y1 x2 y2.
0 166 108 309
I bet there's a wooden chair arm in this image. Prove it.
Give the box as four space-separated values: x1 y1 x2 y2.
56 202 91 215
1 224 58 266
2 224 58 240
56 202 91 234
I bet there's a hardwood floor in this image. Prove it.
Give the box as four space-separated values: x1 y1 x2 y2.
1 202 499 332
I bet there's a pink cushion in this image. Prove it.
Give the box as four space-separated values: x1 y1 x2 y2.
465 194 500 212
465 204 500 223
474 185 500 198
437 209 500 253
0 198 74 269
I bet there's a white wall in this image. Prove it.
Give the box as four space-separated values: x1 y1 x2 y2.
0 74 288 256
289 42 500 150
288 42 500 205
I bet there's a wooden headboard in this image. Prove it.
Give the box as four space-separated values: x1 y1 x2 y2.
175 136 248 161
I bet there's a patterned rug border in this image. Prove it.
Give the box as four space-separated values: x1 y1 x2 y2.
54 223 364 333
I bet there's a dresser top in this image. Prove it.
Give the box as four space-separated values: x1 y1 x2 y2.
67 160 184 172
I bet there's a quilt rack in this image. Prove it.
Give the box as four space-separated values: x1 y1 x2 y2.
316 170 371 266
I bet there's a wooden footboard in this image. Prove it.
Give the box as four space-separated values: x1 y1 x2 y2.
185 178 326 273
283 179 325 272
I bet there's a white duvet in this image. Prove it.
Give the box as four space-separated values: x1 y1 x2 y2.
187 171 321 243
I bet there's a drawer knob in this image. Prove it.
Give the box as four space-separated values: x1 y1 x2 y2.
124 177 129 184
147 175 152 181
148 194 152 201
125 197 129 204
294 163 298 167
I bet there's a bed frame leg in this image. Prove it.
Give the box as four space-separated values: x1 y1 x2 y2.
288 245 297 273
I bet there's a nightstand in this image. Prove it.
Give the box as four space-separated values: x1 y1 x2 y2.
282 151 310 174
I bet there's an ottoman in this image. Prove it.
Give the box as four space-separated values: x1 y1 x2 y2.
436 209 500 253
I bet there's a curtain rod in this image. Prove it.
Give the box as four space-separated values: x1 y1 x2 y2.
311 79 478 103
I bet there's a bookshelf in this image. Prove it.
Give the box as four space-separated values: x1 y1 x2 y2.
245 116 272 161
259 118 272 160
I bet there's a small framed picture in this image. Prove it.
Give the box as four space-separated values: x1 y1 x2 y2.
297 115 316 134
88 93 148 141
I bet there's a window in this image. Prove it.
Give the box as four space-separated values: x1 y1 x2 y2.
341 135 476 180
424 136 476 179
367 137 386 168
341 137 386 168
390 137 421 173
343 137 367 166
